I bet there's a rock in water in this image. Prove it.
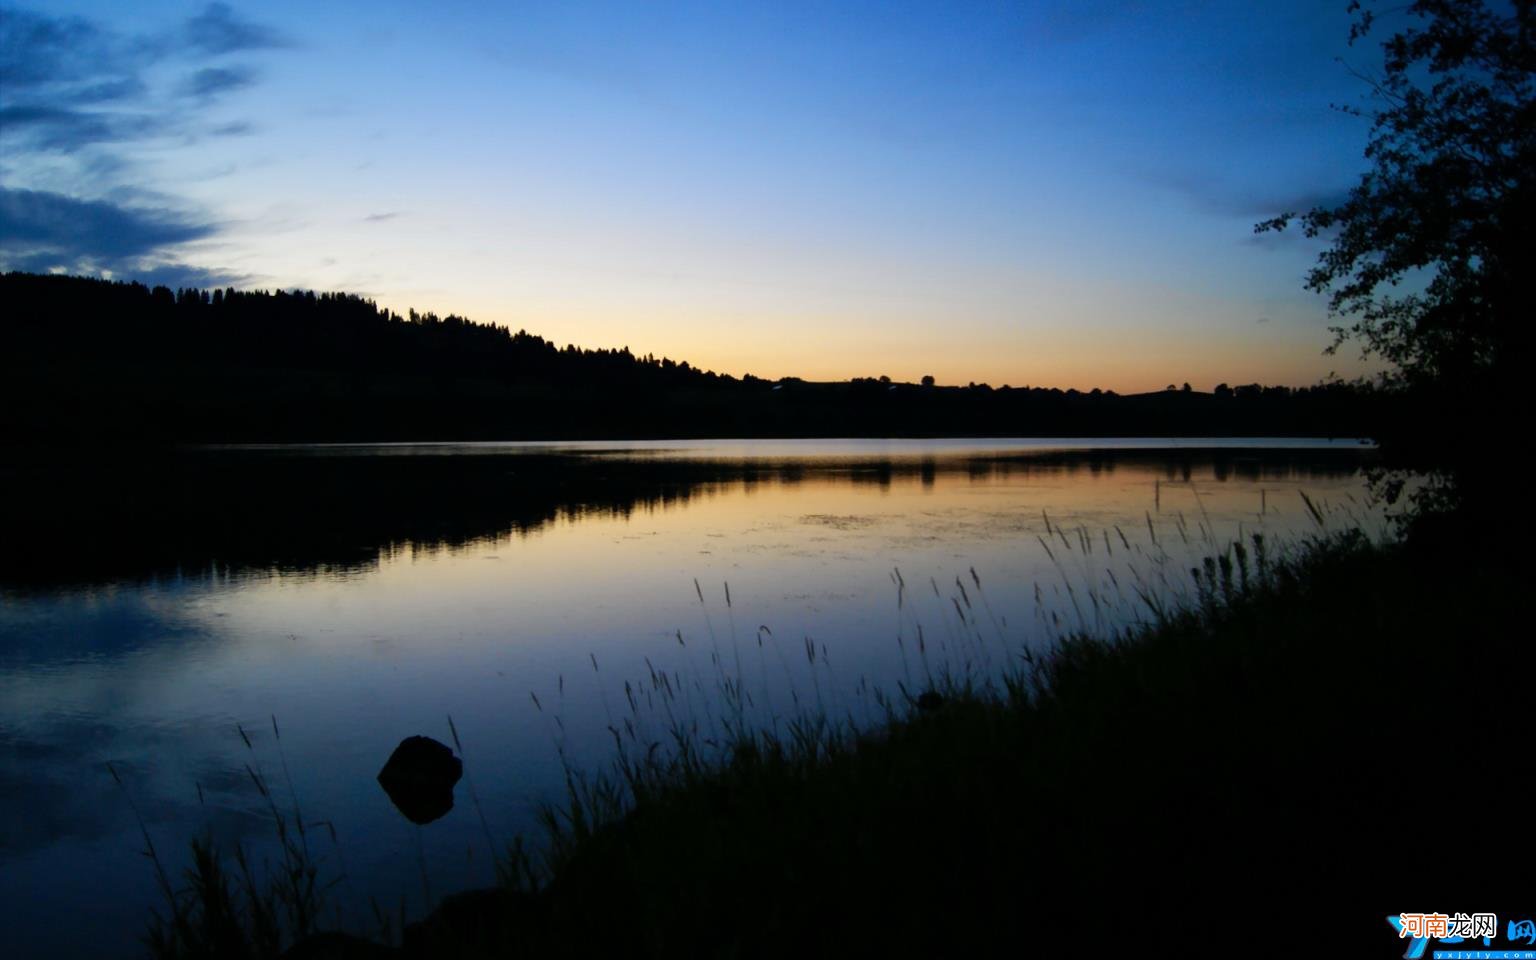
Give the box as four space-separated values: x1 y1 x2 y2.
377 735 463 825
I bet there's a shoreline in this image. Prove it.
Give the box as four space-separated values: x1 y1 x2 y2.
140 526 1530 957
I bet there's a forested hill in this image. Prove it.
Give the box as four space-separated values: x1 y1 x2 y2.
1 272 1380 443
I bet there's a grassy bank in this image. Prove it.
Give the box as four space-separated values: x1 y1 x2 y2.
144 529 1529 957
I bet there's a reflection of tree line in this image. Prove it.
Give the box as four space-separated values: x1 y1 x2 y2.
0 449 1368 589
2 273 1383 443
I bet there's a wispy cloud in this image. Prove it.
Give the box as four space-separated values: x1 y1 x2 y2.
0 7 132 91
0 104 163 151
364 211 403 223
0 4 290 284
0 186 212 257
0 5 283 153
183 65 259 99
1144 165 1354 224
0 186 243 287
184 2 292 55
209 120 255 137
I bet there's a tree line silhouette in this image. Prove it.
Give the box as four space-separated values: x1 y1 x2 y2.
1 272 1383 443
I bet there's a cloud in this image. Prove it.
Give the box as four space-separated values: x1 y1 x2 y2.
364 211 403 222
183 65 258 98
0 104 161 151
1244 185 1354 219
0 6 279 155
0 9 159 152
0 8 162 144
125 261 250 289
0 185 210 259
184 2 292 55
1148 167 1354 220
0 5 289 285
209 120 255 137
0 186 242 287
0 7 123 90
0 3 292 146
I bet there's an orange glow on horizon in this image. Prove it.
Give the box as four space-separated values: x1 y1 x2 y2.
347 290 1371 397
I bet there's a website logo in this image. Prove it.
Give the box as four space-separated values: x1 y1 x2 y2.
1388 914 1536 960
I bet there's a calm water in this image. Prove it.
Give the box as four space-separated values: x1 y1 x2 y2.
0 439 1378 956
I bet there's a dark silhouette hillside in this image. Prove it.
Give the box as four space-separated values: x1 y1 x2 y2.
1 272 1381 442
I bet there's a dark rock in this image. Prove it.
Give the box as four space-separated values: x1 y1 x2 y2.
377 735 462 825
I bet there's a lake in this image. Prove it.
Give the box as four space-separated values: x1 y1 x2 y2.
0 439 1379 957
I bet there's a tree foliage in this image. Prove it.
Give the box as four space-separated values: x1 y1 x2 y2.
1258 0 1533 391
0 272 1378 444
1258 1 1533 527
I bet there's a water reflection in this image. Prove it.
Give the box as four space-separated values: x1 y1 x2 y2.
0 440 1375 957
4 440 1369 592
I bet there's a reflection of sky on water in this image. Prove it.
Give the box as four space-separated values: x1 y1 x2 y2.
215 436 1371 460
0 444 1376 957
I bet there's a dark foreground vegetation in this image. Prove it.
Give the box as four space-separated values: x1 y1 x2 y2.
1 272 1380 443
138 527 1528 958
107 1 1534 951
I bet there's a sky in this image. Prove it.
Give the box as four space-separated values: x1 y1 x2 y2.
0 1 1390 392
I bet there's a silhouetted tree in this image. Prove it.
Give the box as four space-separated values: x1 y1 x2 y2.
0 272 1385 444
1257 0 1533 520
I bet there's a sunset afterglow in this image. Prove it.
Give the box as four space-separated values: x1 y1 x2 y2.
1 1 1380 391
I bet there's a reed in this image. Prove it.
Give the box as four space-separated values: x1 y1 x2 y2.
138 499 1527 957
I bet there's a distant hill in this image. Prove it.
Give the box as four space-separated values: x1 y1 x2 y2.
0 272 1381 443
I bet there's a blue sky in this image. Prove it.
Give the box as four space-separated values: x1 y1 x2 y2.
0 1 1386 390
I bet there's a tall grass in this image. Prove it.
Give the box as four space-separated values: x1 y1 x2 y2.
132 491 1524 957
115 718 351 959
500 523 1526 955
